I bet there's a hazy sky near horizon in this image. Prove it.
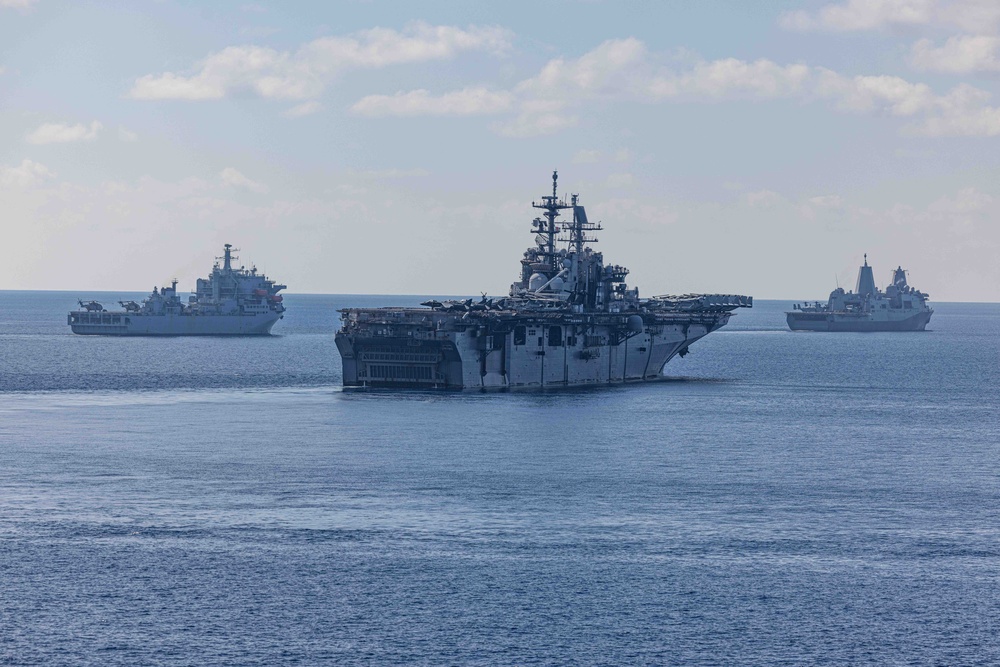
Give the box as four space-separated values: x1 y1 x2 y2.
2 0 1000 301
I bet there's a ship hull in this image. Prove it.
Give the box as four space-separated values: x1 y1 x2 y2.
336 313 731 390
786 310 931 332
68 311 281 336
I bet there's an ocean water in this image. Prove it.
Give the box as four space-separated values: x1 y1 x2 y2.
1 291 999 665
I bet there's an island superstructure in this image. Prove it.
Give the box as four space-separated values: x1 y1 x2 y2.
786 256 932 332
335 172 752 389
68 244 286 335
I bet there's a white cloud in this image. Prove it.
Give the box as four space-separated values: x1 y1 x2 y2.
351 168 430 178
808 194 845 208
118 126 139 142
933 186 993 212
649 49 1000 137
515 38 649 99
129 22 512 101
649 59 811 99
355 37 1000 138
911 35 1000 72
351 87 513 117
489 39 648 135
873 186 996 247
780 2 1000 75
25 121 102 145
913 83 1000 136
811 70 1000 136
358 41 809 137
780 0 933 31
813 70 935 115
220 167 268 193
0 0 39 9
606 173 634 188
573 149 601 164
612 149 633 163
492 100 579 138
0 159 55 188
937 1 1000 33
481 41 651 136
240 25 281 39
283 100 322 117
780 0 1000 34
745 190 784 208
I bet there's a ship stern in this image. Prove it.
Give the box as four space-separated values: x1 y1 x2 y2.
335 333 465 389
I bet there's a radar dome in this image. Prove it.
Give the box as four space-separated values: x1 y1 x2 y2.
528 273 547 290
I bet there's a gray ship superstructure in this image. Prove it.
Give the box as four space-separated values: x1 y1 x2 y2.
68 244 286 335
787 256 931 332
335 172 752 389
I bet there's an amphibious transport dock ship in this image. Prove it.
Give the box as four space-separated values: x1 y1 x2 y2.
335 172 752 389
68 244 286 335
787 256 932 332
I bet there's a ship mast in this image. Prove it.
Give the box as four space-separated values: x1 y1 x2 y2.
532 171 572 271
219 243 239 272
564 192 602 254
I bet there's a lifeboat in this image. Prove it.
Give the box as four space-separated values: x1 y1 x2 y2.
269 294 283 302
253 289 268 296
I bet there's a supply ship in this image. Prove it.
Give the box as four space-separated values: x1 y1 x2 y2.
787 256 931 332
335 172 752 389
68 244 286 335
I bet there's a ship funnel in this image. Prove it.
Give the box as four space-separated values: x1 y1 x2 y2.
855 254 876 297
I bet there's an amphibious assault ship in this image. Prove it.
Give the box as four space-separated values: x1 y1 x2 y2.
787 256 931 332
68 244 286 335
335 172 752 389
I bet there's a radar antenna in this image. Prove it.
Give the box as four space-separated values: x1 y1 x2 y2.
531 170 572 271
217 243 240 271
559 192 603 253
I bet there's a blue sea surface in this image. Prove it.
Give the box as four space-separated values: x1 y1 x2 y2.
1 291 999 665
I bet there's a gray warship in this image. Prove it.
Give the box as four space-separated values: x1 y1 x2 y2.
68 244 286 335
787 256 932 332
335 172 752 389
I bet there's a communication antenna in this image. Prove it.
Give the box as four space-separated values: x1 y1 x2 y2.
217 243 240 271
531 170 572 271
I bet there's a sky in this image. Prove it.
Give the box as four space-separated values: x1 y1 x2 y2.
2 0 999 301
